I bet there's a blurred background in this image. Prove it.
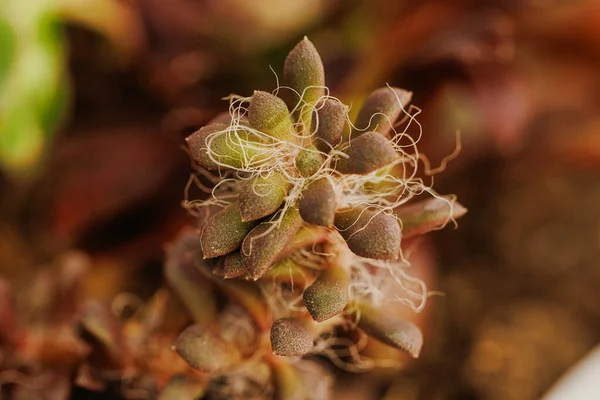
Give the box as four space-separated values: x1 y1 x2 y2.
1 0 600 399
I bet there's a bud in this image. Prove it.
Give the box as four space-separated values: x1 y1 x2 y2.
241 207 304 280
174 324 241 372
352 87 412 138
354 301 423 358
334 131 397 175
295 145 323 177
201 202 258 258
303 267 348 322
239 172 291 222
270 318 314 356
299 178 336 227
248 91 295 142
312 98 347 153
334 207 400 260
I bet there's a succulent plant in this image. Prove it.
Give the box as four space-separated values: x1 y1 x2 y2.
0 37 464 400
176 37 467 398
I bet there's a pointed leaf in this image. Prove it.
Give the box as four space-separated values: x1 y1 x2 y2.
165 230 217 325
303 267 348 322
186 123 264 170
394 196 467 239
334 207 400 260
174 324 241 373
239 172 291 222
248 91 295 142
271 318 314 357
312 98 347 153
335 131 397 175
354 301 423 358
223 252 246 279
352 87 412 138
241 206 304 280
201 202 258 258
299 178 336 227
284 37 325 108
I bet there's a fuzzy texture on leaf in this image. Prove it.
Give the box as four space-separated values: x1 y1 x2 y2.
201 202 258 258
334 207 401 260
270 318 314 356
248 91 295 142
303 267 348 322
334 131 397 175
394 196 467 239
174 324 241 373
186 123 261 170
299 178 336 227
239 172 291 222
312 98 347 153
352 87 412 138
283 37 325 108
295 145 323 177
355 302 423 358
223 252 246 279
241 206 304 280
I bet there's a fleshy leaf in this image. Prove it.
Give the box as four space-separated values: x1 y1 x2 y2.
312 98 347 153
352 87 412 138
223 252 246 279
394 196 467 239
186 123 264 170
241 206 304 280
299 178 336 227
239 172 291 222
334 131 397 175
165 230 217 325
248 90 295 142
79 301 124 369
201 202 258 258
158 374 206 400
303 267 348 322
354 301 423 358
174 324 241 373
270 318 314 357
295 145 323 177
334 207 400 260
283 37 325 133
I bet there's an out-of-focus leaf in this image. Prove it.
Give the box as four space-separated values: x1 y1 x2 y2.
394 196 467 239
0 0 69 174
